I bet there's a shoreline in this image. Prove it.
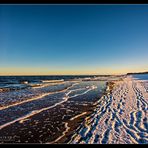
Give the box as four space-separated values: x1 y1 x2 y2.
55 81 115 144
0 75 147 144
68 76 148 144
0 80 106 144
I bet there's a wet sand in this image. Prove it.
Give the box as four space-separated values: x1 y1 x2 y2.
0 81 105 144
0 96 99 143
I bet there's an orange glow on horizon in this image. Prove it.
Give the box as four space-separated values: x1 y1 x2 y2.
0 66 148 76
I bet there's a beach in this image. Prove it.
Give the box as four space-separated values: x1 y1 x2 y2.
1 4 148 145
0 76 106 143
0 75 147 144
69 76 148 144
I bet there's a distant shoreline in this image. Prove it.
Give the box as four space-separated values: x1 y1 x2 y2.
127 71 148 75
0 74 124 77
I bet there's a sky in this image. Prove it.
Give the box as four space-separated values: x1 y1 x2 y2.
0 4 148 75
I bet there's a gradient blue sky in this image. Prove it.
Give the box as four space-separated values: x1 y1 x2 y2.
0 5 148 75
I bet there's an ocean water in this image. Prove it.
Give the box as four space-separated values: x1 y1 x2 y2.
0 75 106 129
0 75 125 143
132 74 148 80
0 75 97 90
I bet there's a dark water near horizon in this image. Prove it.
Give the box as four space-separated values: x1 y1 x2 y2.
132 74 148 80
0 75 98 90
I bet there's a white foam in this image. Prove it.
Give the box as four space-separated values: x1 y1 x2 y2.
42 79 64 83
0 83 96 130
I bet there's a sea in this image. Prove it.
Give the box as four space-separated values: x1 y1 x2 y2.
0 74 131 143
132 74 148 80
0 75 107 133
0 75 97 90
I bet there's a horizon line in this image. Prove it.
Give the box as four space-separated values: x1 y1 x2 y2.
0 74 126 76
0 71 147 76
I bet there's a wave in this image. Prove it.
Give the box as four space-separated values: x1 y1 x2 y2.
41 79 64 83
0 84 97 130
0 82 77 111
0 84 29 92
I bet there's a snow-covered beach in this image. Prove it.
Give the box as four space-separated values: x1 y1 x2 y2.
69 76 148 144
0 75 147 144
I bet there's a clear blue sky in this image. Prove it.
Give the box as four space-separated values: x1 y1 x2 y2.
0 5 148 75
